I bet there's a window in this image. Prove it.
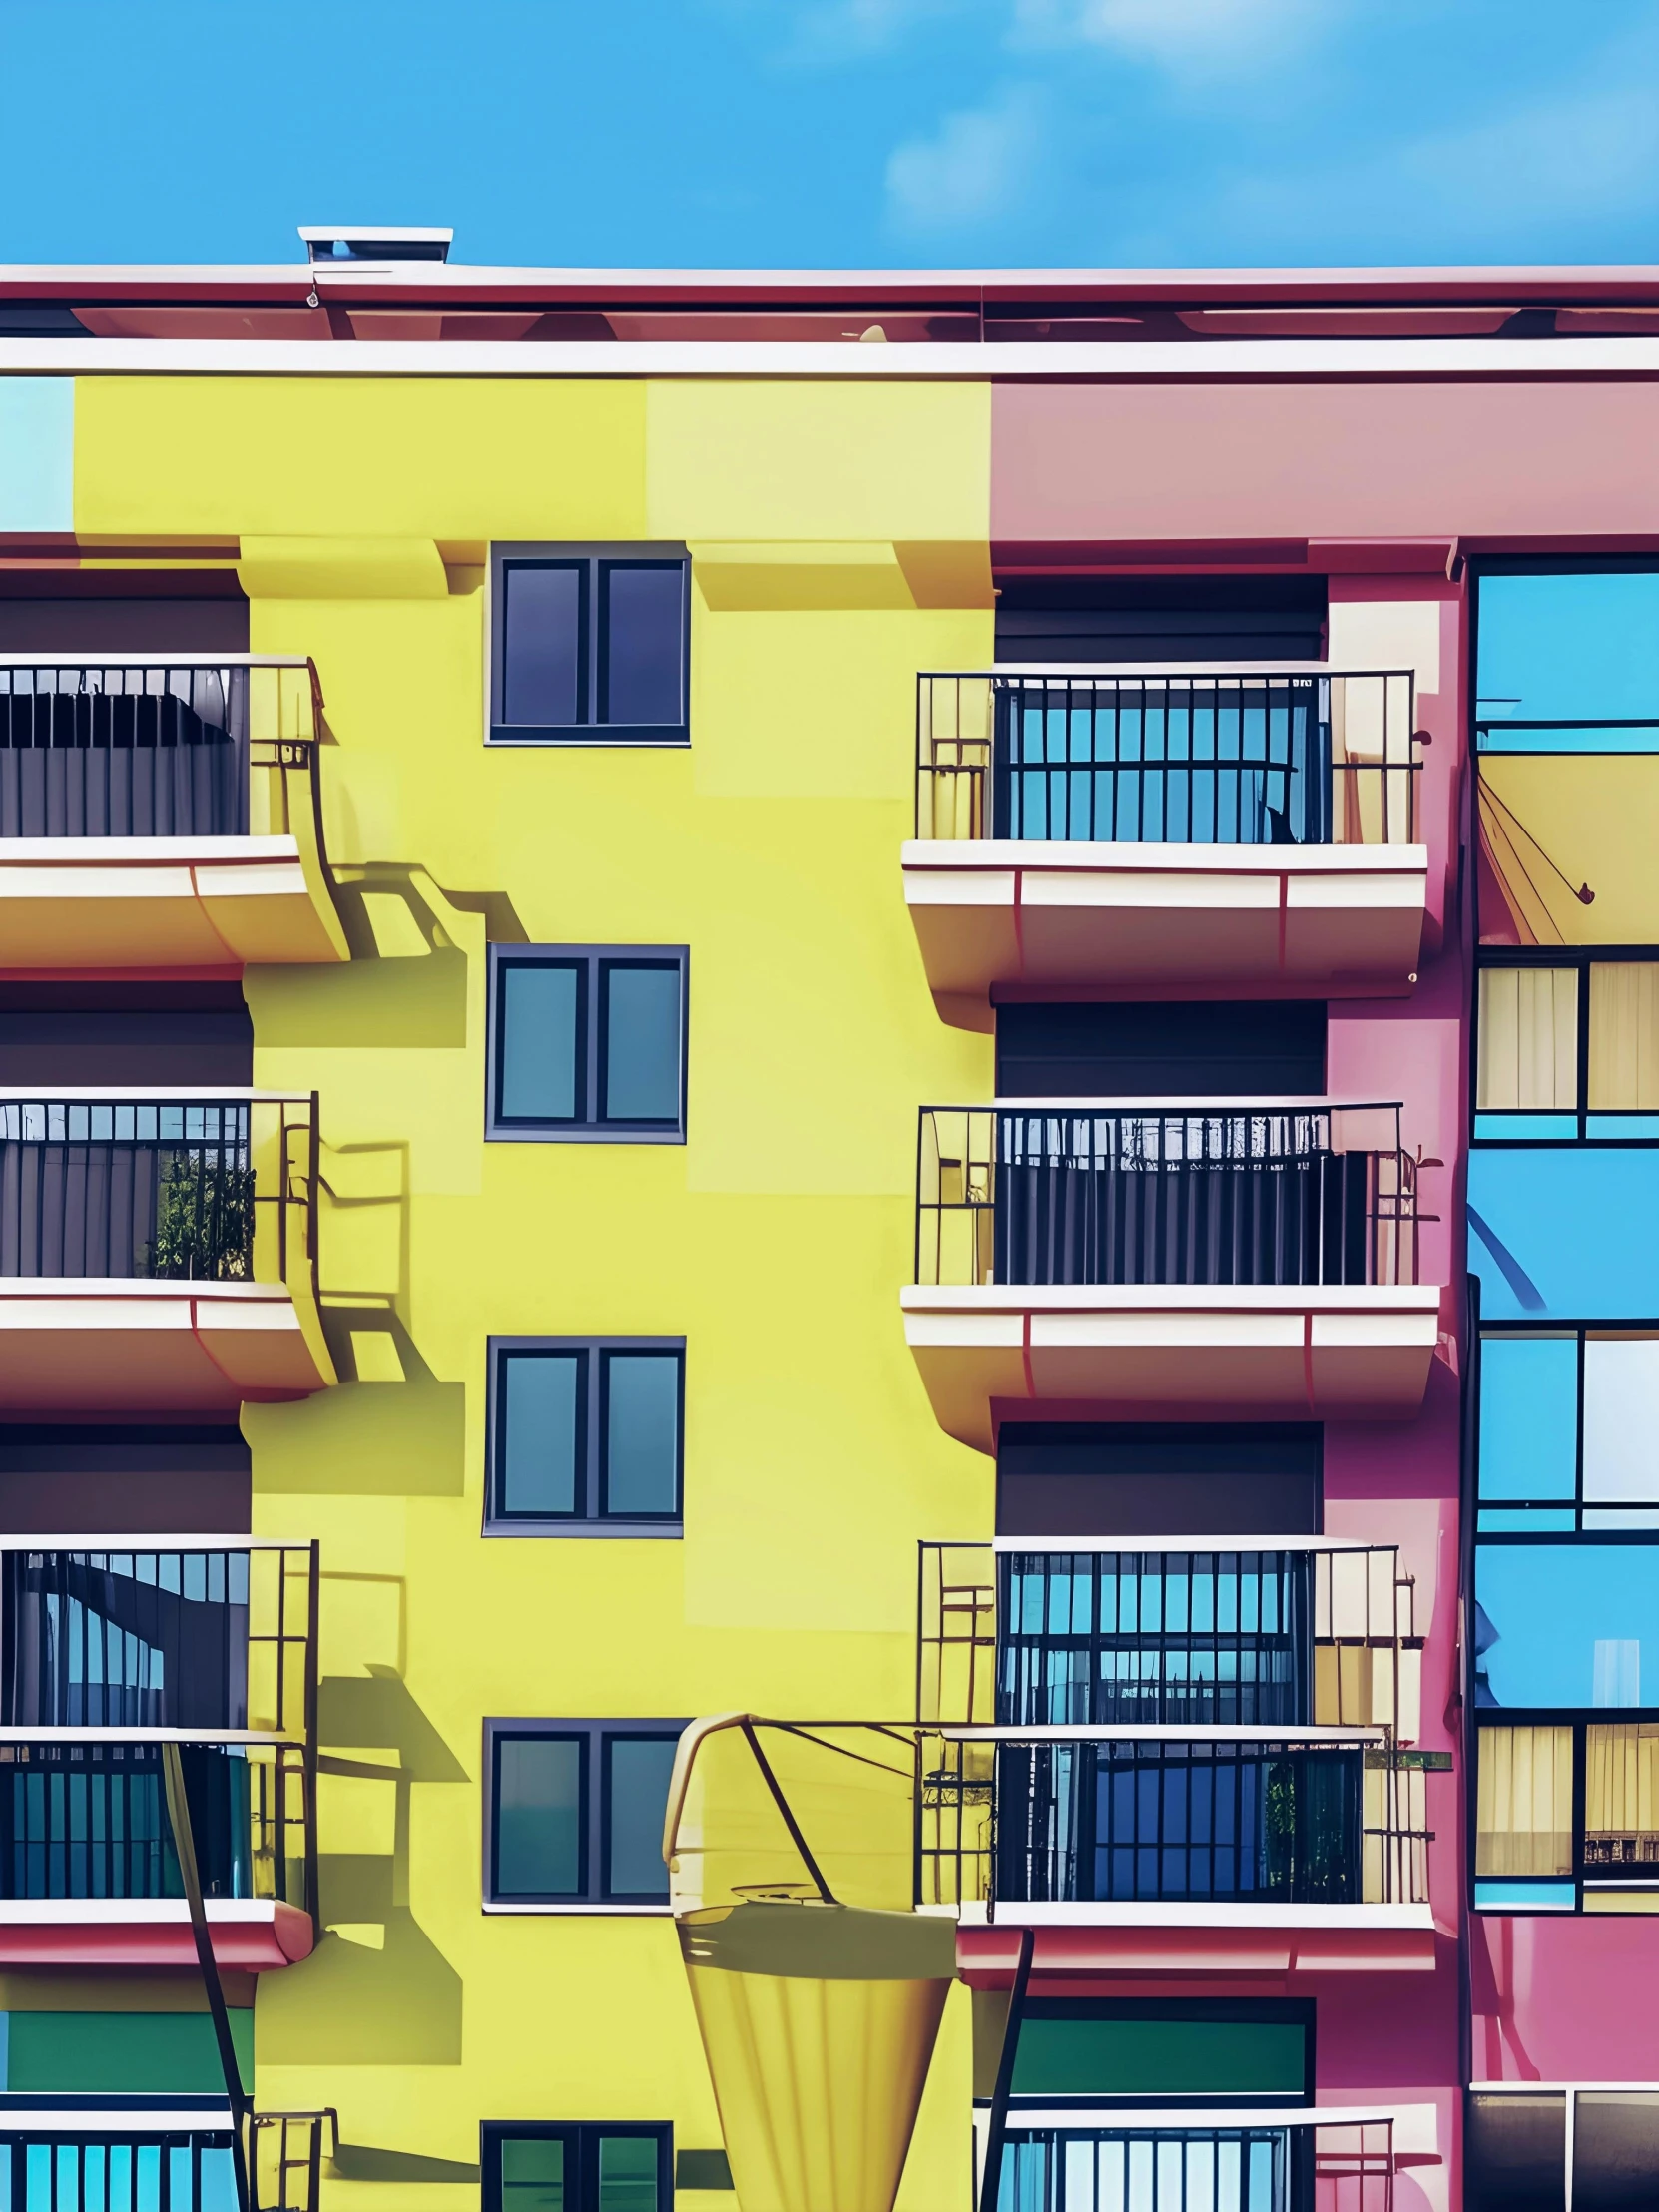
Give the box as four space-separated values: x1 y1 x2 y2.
1477 1330 1659 1527
487 946 687 1143
1476 1723 1659 1915
484 1720 684 1910
996 1421 1321 1537
489 542 689 745
1468 2088 1659 2212
483 2123 672 2212
1476 956 1659 1140
1004 1998 1314 2104
487 1338 684 1534
995 1000 1327 1098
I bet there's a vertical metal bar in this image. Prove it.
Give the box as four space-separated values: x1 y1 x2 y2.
303 1542 320 1936
979 1923 1036 2212
161 1741 251 2212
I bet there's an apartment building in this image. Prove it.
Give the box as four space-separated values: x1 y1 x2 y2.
0 236 1652 2211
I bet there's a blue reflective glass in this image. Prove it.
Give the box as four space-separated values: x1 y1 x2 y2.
601 565 684 728
501 1353 582 1516
199 2148 238 2212
601 964 681 1124
1473 1114 1580 1142
495 1736 583 1896
1476 1542 1659 1707
502 563 584 726
1479 1510 1576 1532
605 1736 676 1900
1474 1878 1577 1910
1477 572 1659 728
1469 1150 1659 1320
603 1353 680 1515
500 964 582 1122
1587 1116 1659 1140
1478 1337 1577 1499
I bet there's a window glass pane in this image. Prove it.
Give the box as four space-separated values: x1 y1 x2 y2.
501 2139 566 2212
1584 1339 1659 1502
1478 571 1659 727
1011 2015 1305 2097
1465 2091 1566 2212
500 1353 582 1516
1477 969 1578 1111
502 564 584 727
604 1354 680 1515
1475 1726 1573 1876
601 965 681 1123
1585 1724 1659 1875
596 2136 659 2212
1590 964 1659 1109
495 1737 583 1896
1577 2092 1659 2208
500 964 582 1122
605 1736 676 1900
1478 1336 1578 1500
601 566 684 727
1475 1543 1659 1707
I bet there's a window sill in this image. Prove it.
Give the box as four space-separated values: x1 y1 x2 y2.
485 1125 686 1145
482 1902 674 1917
487 730 690 749
483 1520 683 1540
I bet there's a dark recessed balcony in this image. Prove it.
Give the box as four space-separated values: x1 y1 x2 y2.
902 1105 1441 1445
0 1092 334 1412
0 1538 316 1970
0 658 347 971
903 672 1426 1005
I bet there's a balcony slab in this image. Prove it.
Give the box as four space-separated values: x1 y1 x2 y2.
956 1904 1439 1982
902 1281 1442 1450
0 1899 313 1970
0 835 348 972
902 840 1428 1006
0 1278 336 1413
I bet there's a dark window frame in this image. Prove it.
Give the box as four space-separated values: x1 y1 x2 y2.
486 944 688 1145
488 541 690 747
481 2121 674 2212
486 1336 685 1537
483 1719 687 1911
1474 1321 1659 1530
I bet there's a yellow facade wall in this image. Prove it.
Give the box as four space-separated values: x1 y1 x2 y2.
73 375 994 2206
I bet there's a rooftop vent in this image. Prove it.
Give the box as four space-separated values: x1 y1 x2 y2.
297 225 452 264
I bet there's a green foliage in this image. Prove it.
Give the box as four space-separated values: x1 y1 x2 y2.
144 1150 255 1282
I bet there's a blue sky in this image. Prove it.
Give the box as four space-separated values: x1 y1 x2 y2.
4 0 1659 269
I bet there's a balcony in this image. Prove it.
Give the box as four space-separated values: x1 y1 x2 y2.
986 2119 1396 2212
0 1091 334 1412
916 1541 1435 1978
0 2106 333 2212
0 1538 316 1970
0 658 347 973
904 672 1427 1008
902 1104 1440 1448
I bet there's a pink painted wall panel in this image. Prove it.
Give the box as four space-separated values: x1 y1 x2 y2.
991 381 1659 544
1471 1916 1659 2080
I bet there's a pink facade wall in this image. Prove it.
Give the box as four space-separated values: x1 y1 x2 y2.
990 379 1659 546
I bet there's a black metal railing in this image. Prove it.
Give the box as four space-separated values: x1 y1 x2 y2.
917 1105 1419 1289
0 1543 315 1737
993 1548 1418 1731
917 672 1418 845
996 1739 1365 1904
999 1551 1311 1727
0 2109 333 2212
0 1739 309 1906
0 1094 319 1294
0 659 322 841
993 2123 1395 2212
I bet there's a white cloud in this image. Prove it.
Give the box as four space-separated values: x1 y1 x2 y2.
1013 0 1327 73
884 81 1046 231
